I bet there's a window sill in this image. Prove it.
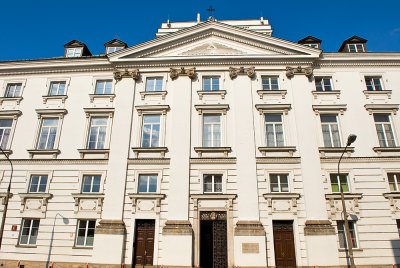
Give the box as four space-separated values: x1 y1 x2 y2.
319 147 354 157
78 149 110 159
194 147 231 157
15 244 37 248
19 193 53 204
263 193 301 199
339 248 363 252
190 194 237 200
140 91 168 100
363 90 392 99
258 146 296 157
128 193 166 213
373 147 400 153
0 149 13 157
257 90 287 99
312 104 347 115
0 192 13 204
312 90 341 99
197 90 226 100
89 94 116 103
131 147 168 158
71 193 104 214
27 149 60 159
325 193 363 200
0 97 23 105
42 95 68 104
72 246 93 249
255 104 291 114
364 104 399 114
383 192 400 199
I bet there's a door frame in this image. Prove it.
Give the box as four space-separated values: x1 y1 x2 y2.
272 220 297 268
131 217 160 267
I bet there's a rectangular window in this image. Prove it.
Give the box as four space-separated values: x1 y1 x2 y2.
388 173 400 192
141 115 161 147
203 174 223 193
270 174 289 192
28 175 48 193
337 221 358 248
87 117 108 149
321 115 341 147
48 81 66 96
145 77 163 92
5 83 22 97
138 174 157 193
261 76 279 90
106 47 122 54
202 76 220 91
374 114 396 147
95 80 112 94
348 44 364 53
203 114 221 147
365 77 383 91
37 118 59 150
315 77 333 91
66 47 82 57
19 219 40 245
82 175 101 193
330 173 349 193
76 219 96 247
304 43 318 48
265 114 284 147
0 119 13 149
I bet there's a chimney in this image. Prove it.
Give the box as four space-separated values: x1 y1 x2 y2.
197 13 201 23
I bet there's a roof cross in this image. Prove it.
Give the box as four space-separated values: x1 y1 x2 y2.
206 6 216 20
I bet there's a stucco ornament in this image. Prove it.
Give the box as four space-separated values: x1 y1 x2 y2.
229 66 256 79
113 68 140 82
169 67 197 80
285 66 313 78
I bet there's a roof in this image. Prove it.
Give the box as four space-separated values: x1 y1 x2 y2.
338 35 368 51
298 36 322 44
104 39 128 48
64 39 92 56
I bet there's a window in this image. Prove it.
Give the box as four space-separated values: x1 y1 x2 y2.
203 174 222 193
0 119 13 149
261 76 279 90
19 219 40 245
265 114 284 147
106 47 123 54
75 219 96 247
374 114 396 147
4 83 22 97
87 117 108 149
270 174 289 192
82 175 101 193
203 114 221 147
397 220 400 238
28 175 48 193
315 77 333 91
330 173 349 192
48 81 66 96
37 118 59 150
365 77 383 91
337 221 358 248
145 77 163 92
138 174 157 193
388 173 400 192
304 43 318 48
348 44 364 53
202 76 220 91
95 80 112 94
66 47 82 57
141 115 161 147
321 115 341 147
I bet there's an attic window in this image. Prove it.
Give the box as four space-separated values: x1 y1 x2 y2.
66 47 82 57
304 43 319 49
348 44 364 53
106 47 123 54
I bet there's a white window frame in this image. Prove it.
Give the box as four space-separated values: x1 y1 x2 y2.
315 77 333 92
145 77 164 92
135 107 168 148
199 170 227 194
365 76 384 91
202 76 221 91
203 174 223 193
320 114 342 147
47 81 66 96
94 79 113 95
36 117 60 150
75 219 96 247
137 174 158 193
33 111 66 151
4 83 23 98
0 117 16 150
140 114 162 148
269 173 290 193
25 171 52 194
264 113 286 147
2 79 26 98
261 76 280 91
387 172 400 192
45 78 70 96
66 47 83 58
337 220 359 249
134 169 162 194
348 44 364 53
304 43 319 48
19 218 40 245
81 174 102 193
202 113 223 147
329 173 350 193
86 117 109 149
373 113 397 147
78 171 106 194
28 174 49 193
106 46 123 54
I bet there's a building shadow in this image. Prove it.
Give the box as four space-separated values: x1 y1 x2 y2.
46 213 69 268
391 239 400 267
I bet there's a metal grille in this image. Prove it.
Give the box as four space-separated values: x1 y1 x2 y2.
213 220 227 268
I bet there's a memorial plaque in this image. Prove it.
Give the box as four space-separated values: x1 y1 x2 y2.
242 243 259 254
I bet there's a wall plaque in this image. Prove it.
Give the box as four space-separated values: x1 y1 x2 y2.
242 243 259 254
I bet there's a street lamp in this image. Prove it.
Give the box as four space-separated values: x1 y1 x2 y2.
0 147 13 250
338 134 357 267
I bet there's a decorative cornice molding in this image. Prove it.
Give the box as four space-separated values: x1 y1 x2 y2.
190 157 236 164
286 66 313 78
320 156 400 163
0 159 108 165
169 67 196 80
127 158 171 165
229 66 255 79
256 157 301 164
113 68 140 82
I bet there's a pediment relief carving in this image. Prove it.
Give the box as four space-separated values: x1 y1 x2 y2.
180 42 246 56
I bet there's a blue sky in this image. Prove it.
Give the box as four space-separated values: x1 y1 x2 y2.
1 0 399 60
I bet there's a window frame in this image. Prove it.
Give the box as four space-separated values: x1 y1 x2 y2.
25 171 52 194
202 113 223 147
81 174 102 194
35 117 60 150
373 113 397 147
320 114 342 147
18 218 40 246
330 173 350 193
135 170 162 194
269 173 290 193
0 117 17 150
145 76 164 92
2 80 26 98
4 83 23 98
337 220 359 249
86 116 109 150
261 76 280 91
33 110 66 151
66 47 83 58
106 46 123 54
94 79 113 95
137 174 158 193
347 43 364 53
83 109 114 151
199 170 227 194
387 173 400 192
365 76 384 91
135 106 169 148
264 113 286 147
314 77 333 92
28 174 49 193
202 76 221 91
203 174 223 193
75 219 96 247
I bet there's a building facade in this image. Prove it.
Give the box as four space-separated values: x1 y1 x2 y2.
0 16 400 267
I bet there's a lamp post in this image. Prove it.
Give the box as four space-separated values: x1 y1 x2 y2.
0 147 13 250
338 134 357 268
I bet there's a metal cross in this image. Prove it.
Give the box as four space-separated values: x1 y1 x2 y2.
207 6 216 18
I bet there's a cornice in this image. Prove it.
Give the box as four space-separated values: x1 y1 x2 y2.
320 156 400 163
0 159 108 165
127 158 171 165
256 157 301 164
190 157 237 164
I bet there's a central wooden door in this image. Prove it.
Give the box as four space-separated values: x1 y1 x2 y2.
133 220 155 267
273 221 296 268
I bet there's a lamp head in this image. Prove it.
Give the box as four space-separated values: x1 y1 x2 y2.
347 134 357 146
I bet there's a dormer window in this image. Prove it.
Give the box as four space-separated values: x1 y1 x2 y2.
304 43 318 49
338 36 367 53
66 47 82 58
298 36 321 50
348 44 364 53
106 47 123 54
104 39 127 55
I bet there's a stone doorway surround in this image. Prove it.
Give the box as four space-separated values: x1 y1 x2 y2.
191 194 237 268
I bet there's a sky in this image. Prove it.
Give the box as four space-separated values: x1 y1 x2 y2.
0 0 399 61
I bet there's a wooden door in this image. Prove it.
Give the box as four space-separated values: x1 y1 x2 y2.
273 221 296 268
134 220 155 267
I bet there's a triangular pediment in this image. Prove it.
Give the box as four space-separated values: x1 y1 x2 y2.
109 21 321 62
